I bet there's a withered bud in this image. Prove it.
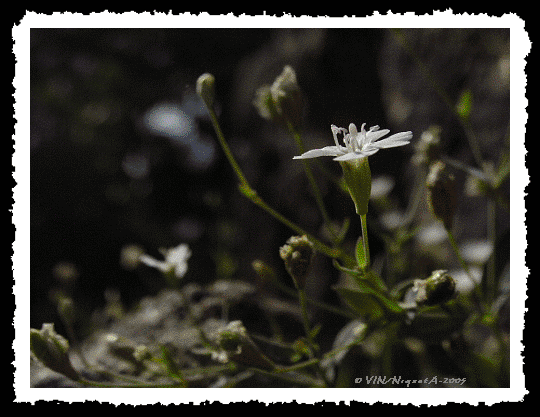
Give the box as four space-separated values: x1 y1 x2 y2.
253 65 304 132
414 270 456 306
426 161 458 230
279 235 315 289
413 126 442 166
217 321 276 371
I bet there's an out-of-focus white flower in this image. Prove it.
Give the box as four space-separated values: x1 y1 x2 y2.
293 123 412 162
139 243 192 279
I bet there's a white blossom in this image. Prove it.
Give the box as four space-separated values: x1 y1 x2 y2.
139 243 191 279
293 123 412 162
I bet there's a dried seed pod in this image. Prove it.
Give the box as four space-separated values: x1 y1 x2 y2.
216 321 276 371
279 235 315 289
414 270 456 306
426 161 458 230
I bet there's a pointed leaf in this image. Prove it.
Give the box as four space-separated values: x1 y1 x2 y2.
334 285 385 322
355 236 367 270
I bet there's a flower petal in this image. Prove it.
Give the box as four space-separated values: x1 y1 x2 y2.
333 149 378 161
370 132 412 149
366 129 390 142
293 146 345 159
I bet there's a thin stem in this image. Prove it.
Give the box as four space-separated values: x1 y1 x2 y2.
266 275 355 319
275 357 320 373
360 214 371 269
206 104 250 189
252 365 324 387
446 229 475 287
287 123 333 229
446 227 485 313
391 29 486 174
297 287 313 349
203 101 355 266
77 377 186 388
242 184 352 263
402 164 427 228
486 197 497 303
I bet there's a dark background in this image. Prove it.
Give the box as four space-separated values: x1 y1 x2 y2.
30 28 510 337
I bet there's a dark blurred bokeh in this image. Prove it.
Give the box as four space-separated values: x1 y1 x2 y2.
30 28 510 342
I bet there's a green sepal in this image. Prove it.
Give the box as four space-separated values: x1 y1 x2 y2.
340 157 371 216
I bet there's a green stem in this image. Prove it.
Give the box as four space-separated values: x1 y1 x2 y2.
360 214 371 269
77 377 186 388
204 101 354 266
446 228 485 313
297 288 313 349
241 183 351 263
267 275 355 319
391 29 486 174
252 365 324 387
206 105 250 189
486 197 497 304
288 123 333 229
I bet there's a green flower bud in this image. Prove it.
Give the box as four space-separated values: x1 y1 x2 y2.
340 157 372 216
216 321 276 371
413 270 456 306
426 161 457 230
56 296 75 327
251 259 277 284
196 73 216 108
279 235 315 289
30 323 79 381
253 65 304 132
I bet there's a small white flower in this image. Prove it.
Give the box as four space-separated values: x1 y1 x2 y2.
139 243 192 279
293 123 413 162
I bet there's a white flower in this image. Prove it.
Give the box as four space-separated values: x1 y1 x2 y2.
139 243 192 279
293 123 413 162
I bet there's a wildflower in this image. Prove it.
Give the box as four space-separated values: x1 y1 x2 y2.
139 243 191 279
293 123 412 162
294 123 412 216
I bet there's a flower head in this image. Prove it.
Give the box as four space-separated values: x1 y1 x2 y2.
139 243 191 279
293 123 412 162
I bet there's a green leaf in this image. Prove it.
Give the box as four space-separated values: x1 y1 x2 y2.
159 345 186 384
355 236 367 270
334 285 385 322
456 89 473 120
332 259 392 303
